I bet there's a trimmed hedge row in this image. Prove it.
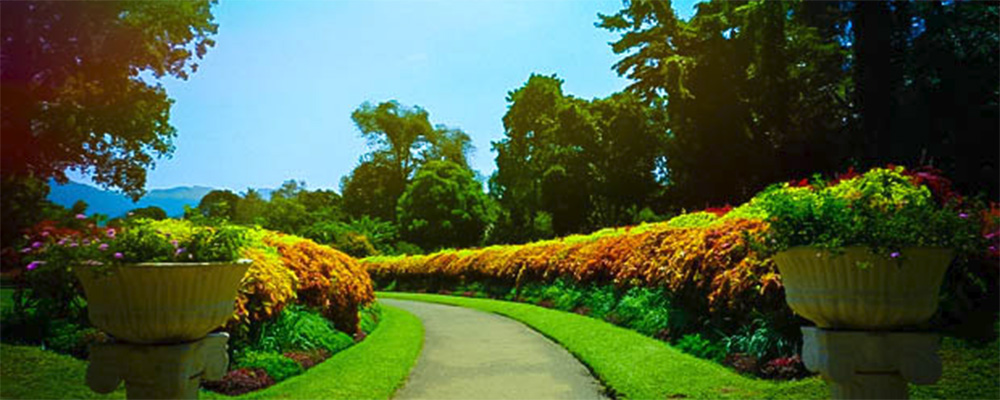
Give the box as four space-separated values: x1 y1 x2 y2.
364 218 785 328
235 231 375 334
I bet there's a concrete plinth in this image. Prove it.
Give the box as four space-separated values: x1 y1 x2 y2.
86 333 230 399
801 327 941 399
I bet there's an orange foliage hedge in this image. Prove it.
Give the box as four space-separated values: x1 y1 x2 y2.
363 218 785 317
231 232 375 334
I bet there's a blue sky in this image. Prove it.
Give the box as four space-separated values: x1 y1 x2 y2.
73 0 698 192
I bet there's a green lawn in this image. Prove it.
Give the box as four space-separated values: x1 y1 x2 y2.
380 292 999 400
0 304 423 400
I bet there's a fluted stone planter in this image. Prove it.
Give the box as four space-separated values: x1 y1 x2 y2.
75 261 251 399
774 247 953 399
774 246 952 330
74 261 250 344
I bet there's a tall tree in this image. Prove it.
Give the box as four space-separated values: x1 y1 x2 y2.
1 1 217 199
197 190 240 221
600 0 852 206
601 0 998 203
490 74 668 240
342 100 474 221
397 161 494 251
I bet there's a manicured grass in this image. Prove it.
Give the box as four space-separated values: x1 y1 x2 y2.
380 292 999 400
0 343 124 399
0 304 423 400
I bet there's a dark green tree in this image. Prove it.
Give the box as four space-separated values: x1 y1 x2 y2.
342 101 474 221
490 74 668 239
234 189 267 225
128 206 167 221
197 190 240 221
1 1 217 199
397 161 494 251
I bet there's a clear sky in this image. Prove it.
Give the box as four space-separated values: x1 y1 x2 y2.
73 0 698 192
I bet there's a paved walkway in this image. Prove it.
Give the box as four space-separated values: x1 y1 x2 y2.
381 299 606 400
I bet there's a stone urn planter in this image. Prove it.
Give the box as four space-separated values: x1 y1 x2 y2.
74 261 251 399
773 246 953 330
774 246 953 399
74 261 251 343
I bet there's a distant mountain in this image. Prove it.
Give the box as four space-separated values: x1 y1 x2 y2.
48 180 215 218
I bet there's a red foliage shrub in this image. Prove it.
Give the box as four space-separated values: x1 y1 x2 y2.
203 368 275 396
760 355 808 380
283 349 330 370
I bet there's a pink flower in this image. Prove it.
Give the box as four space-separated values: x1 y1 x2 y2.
31 241 42 249
171 240 179 247
106 228 116 238
26 261 41 271
82 239 90 246
959 212 969 219
98 243 109 251
19 247 31 254
69 242 78 248
113 252 124 259
40 231 50 237
57 238 68 245
890 252 901 259
75 214 87 220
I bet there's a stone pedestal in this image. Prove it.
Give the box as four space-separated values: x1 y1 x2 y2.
801 327 942 399
86 333 230 399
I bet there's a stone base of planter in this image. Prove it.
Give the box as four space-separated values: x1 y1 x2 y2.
86 333 229 399
801 327 941 399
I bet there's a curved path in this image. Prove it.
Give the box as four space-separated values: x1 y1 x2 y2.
382 299 606 400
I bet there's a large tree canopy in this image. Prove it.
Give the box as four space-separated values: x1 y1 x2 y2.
600 0 998 204
490 74 667 240
342 100 474 221
1 1 218 199
397 161 494 251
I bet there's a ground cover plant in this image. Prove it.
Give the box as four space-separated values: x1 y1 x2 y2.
382 293 999 400
365 166 999 374
1 217 377 396
0 304 424 400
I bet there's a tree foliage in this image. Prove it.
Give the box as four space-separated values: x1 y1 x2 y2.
0 1 218 199
490 74 667 241
342 101 474 222
198 190 241 221
599 0 998 206
398 161 495 251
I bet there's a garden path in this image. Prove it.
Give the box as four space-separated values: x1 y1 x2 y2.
382 299 606 400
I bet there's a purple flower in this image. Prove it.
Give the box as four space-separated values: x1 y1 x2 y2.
40 231 50 237
113 252 124 259
31 241 42 249
75 214 87 220
890 252 901 259
98 243 109 251
171 240 179 247
26 261 41 271
959 212 969 219
19 247 31 254
175 248 186 256
106 228 116 238
82 239 90 246
57 238 68 245
69 242 78 248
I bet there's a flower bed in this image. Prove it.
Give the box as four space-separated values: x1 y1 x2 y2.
2 218 377 395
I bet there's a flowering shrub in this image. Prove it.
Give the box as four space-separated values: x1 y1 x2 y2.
757 166 984 257
10 218 375 351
